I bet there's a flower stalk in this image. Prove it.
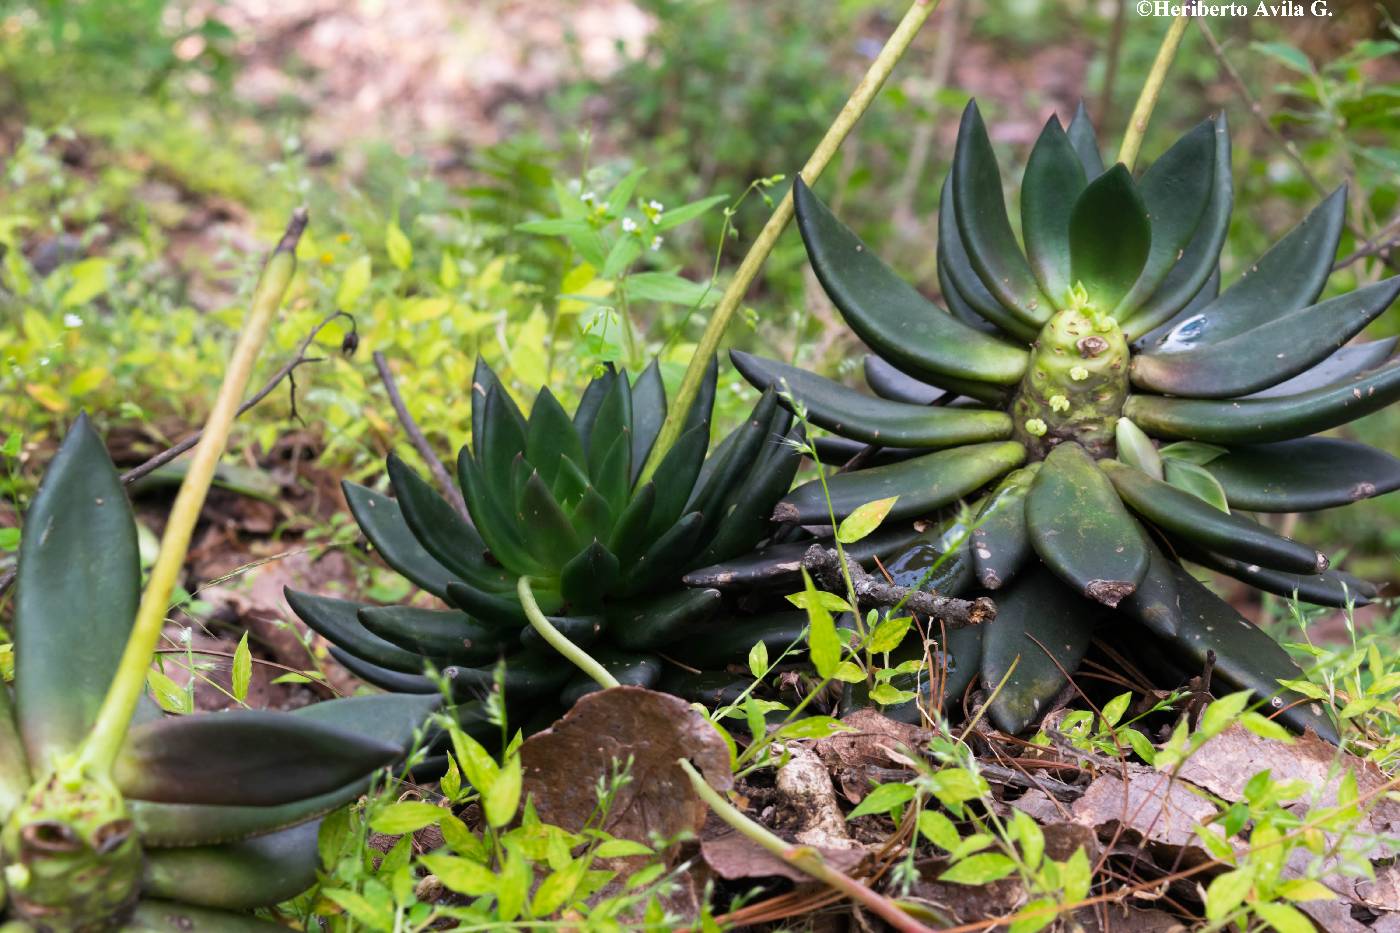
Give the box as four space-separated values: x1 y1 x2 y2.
1117 13 1190 169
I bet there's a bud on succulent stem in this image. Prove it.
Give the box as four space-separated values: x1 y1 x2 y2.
1012 298 1130 460
75 209 307 778
638 0 943 485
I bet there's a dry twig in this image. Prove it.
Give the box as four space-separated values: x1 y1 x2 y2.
801 544 995 628
373 350 470 521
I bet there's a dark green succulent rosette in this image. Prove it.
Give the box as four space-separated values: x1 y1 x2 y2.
0 415 435 930
734 100 1400 740
288 356 809 711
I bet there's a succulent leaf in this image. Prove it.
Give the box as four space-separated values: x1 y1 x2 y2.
1243 338 1397 399
1200 437 1400 512
1021 116 1087 303
630 358 667 476
327 647 437 694
1068 164 1152 311
14 413 139 770
358 605 512 665
129 899 288 931
385 453 487 578
863 355 946 405
606 587 724 651
1065 101 1105 177
559 538 622 609
140 821 320 910
1181 544 1376 608
971 464 1039 590
284 589 426 673
343 481 455 598
939 175 1040 341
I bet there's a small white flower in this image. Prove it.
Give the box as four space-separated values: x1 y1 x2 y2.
650 236 663 252
621 217 638 233
38 356 50 367
63 313 83 328
580 190 597 204
648 200 664 212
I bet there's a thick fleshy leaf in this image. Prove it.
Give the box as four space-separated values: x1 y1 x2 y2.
810 435 920 467
731 350 1010 448
982 566 1101 734
1101 460 1326 574
559 649 663 705
559 538 621 609
284 589 424 673
644 423 709 539
1122 115 1232 338
525 387 586 489
1117 538 1183 639
621 510 705 595
1123 356 1400 444
863 355 946 405
684 520 928 593
129 899 287 931
572 365 617 455
359 605 512 665
665 611 809 669
471 358 523 450
443 579 535 627
1130 277 1400 397
1164 459 1230 512
1026 444 1148 606
939 176 1039 340
1183 545 1376 608
343 481 455 598
689 422 803 567
328 647 437 693
385 453 486 578
477 382 529 501
517 614 605 652
514 469 582 570
952 101 1051 325
1068 164 1151 311
1115 417 1163 480
457 451 546 576
586 373 633 489
1160 565 1338 742
1201 438 1400 512
1116 119 1216 315
1021 116 1087 303
15 413 139 769
115 711 401 806
630 359 667 477
141 821 320 910
1143 187 1348 352
1066 101 1105 177
1244 338 1397 399
680 354 720 442
446 650 575 701
972 465 1039 590
131 694 440 847
608 587 724 651
0 688 28 822
688 389 781 522
775 441 1026 524
794 176 1029 386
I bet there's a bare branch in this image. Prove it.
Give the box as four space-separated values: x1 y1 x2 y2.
801 543 995 629
373 350 470 522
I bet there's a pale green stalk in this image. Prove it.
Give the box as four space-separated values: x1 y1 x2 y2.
638 0 944 483
77 210 308 775
518 576 619 689
1117 13 1190 169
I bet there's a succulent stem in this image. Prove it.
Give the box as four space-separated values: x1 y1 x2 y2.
638 0 944 485
1012 300 1129 460
1117 13 1190 170
76 210 307 777
518 576 619 690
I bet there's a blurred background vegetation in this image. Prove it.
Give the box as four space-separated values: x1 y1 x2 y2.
0 0 1397 620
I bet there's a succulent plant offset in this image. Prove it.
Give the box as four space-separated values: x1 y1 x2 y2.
734 100 1400 739
288 356 807 711
0 415 436 931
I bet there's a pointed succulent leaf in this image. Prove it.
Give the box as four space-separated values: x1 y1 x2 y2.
524 387 586 489
630 358 667 477
1117 538 1183 639
1116 119 1217 315
571 365 616 455
446 650 575 701
863 355 946 405
1021 116 1087 303
794 176 1029 386
972 464 1039 590
457 450 547 575
130 899 288 931
115 711 401 806
1163 564 1338 742
1245 338 1397 399
559 538 621 609
621 510 706 596
141 821 320 910
982 566 1101 734
687 389 780 522
518 614 605 652
284 588 425 673
1145 187 1348 351
1101 459 1326 574
386 453 486 577
776 441 1026 524
478 382 529 501
1115 417 1162 480
516 469 583 569
689 420 804 567
559 649 663 705
608 481 656 566
731 350 1011 448
343 481 455 598
359 605 513 665
1200 438 1400 512
679 355 720 443
1122 356 1400 444
939 176 1040 340
586 370 634 483
1066 101 1105 177
1124 115 1232 337
811 435 920 467
328 646 437 694
686 519 928 592
15 413 139 769
1068 164 1151 311
607 587 724 652
1182 544 1376 608
1130 277 1400 397
443 580 528 627
1026 443 1148 606
952 101 1051 324
644 423 709 540
1164 459 1230 512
